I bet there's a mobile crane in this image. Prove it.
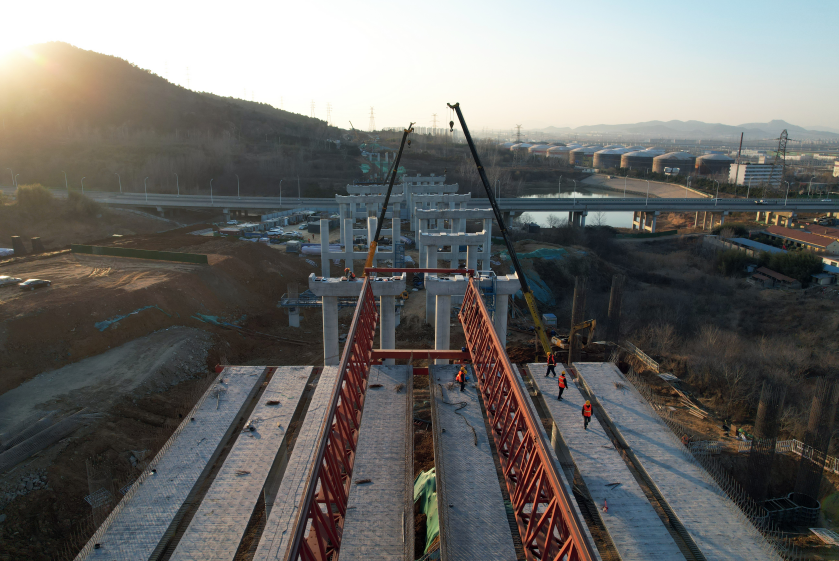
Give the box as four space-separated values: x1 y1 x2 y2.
447 102 553 358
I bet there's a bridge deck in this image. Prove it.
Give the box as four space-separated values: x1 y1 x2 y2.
337 365 413 561
83 366 268 560
430 365 517 561
171 366 314 560
527 364 684 561
575 363 780 561
252 366 340 560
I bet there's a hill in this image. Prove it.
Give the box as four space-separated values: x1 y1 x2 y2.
0 43 359 197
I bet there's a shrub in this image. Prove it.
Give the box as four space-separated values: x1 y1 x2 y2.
67 190 102 218
761 251 824 284
717 249 753 277
16 184 55 213
712 224 749 237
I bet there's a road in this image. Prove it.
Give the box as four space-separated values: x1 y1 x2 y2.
2 186 837 214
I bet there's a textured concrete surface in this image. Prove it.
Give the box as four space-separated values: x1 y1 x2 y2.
527 364 684 561
576 362 780 561
171 366 313 560
253 366 340 560
430 365 517 561
338 365 413 561
83 366 267 560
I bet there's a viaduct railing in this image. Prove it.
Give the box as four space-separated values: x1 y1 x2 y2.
286 277 378 561
459 278 596 561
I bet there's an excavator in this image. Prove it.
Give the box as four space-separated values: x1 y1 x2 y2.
551 319 596 351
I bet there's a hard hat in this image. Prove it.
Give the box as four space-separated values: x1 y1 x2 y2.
585 400 590 405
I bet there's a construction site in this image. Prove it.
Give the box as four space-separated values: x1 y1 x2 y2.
2 115 839 561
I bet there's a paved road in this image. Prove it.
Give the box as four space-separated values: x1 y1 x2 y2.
3 186 837 214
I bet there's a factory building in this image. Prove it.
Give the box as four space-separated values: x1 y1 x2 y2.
729 163 782 187
652 151 696 175
696 153 735 176
546 144 581 161
569 145 603 167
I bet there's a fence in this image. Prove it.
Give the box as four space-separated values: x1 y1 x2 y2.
622 341 660 373
71 244 209 264
738 438 839 475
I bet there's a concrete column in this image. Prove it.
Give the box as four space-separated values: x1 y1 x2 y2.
425 245 438 325
482 220 492 270
756 211 761 223
343 218 354 273
695 211 698 229
322 296 339 366
702 212 707 230
320 219 330 278
502 211 512 227
579 211 587 228
720 212 728 226
367 217 378 268
339 204 347 242
289 307 300 328
380 295 396 365
392 203 401 252
435 294 452 365
494 295 509 348
773 214 780 226
467 244 478 272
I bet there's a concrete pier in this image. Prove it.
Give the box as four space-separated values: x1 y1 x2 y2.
308 274 406 366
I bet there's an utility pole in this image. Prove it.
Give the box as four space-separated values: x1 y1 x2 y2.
432 113 438 135
310 100 316 119
326 103 332 126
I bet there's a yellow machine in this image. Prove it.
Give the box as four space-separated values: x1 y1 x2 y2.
551 319 596 350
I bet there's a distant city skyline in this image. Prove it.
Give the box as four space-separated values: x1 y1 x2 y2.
1 0 837 131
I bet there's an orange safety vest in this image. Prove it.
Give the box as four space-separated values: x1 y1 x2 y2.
456 369 466 383
582 404 592 417
558 376 566 389
547 354 556 365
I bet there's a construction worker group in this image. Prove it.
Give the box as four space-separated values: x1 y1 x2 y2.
546 352 592 431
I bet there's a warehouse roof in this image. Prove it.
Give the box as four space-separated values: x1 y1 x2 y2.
728 238 786 254
755 267 797 284
765 226 838 249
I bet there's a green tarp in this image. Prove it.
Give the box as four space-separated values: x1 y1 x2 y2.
414 468 439 556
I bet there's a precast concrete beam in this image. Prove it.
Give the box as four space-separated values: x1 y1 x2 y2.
435 295 452 365
415 208 495 220
380 295 396 365
335 194 405 204
425 273 520 296
419 231 486 247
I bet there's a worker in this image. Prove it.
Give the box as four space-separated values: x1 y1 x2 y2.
557 371 567 401
456 366 467 392
582 400 592 430
545 352 557 377
343 267 356 281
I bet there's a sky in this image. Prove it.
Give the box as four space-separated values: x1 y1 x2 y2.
1 0 837 132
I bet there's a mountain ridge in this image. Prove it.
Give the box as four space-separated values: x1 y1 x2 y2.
539 119 838 140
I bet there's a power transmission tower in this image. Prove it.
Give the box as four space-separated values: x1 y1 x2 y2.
771 129 790 186
327 103 333 126
311 100 316 119
368 107 376 132
432 113 438 135
516 124 522 143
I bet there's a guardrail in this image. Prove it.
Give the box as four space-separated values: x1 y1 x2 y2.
738 439 839 475
286 277 378 561
622 341 660 373
460 278 596 561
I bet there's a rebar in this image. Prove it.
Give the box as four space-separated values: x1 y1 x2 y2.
794 378 839 500
747 382 786 503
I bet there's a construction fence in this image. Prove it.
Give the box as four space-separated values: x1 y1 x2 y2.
738 438 839 475
71 244 208 264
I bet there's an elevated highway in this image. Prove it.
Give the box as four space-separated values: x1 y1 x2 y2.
3 186 837 216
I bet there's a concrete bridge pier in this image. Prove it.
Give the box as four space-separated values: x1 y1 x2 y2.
367 217 378 268
343 219 354 273
425 245 438 325
632 211 645 231
320 219 331 278
288 306 300 328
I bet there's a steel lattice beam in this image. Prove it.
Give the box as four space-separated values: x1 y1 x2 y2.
286 278 379 561
459 278 597 561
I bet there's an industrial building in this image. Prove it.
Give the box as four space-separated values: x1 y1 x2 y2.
620 148 664 172
764 225 839 253
528 144 551 156
652 151 697 176
729 163 783 187
546 144 581 161
569 145 603 167
696 153 735 176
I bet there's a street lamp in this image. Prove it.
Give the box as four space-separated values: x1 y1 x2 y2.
713 180 719 206
645 180 650 206
144 177 148 202
81 177 85 195
115 173 121 194
784 181 790 206
210 178 214 205
809 176 816 198
174 173 179 197
236 174 240 198
62 171 68 191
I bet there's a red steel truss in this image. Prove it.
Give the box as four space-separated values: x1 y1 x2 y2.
459 278 597 561
287 278 379 561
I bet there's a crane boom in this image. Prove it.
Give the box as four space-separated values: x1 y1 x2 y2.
363 123 414 273
447 103 553 357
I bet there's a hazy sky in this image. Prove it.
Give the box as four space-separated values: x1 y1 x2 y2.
2 0 837 131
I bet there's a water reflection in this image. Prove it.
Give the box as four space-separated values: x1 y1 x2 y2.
519 192 632 228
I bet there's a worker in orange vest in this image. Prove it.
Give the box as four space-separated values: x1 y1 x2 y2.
456 366 467 392
557 371 567 401
545 352 557 377
582 400 592 430
344 267 356 280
